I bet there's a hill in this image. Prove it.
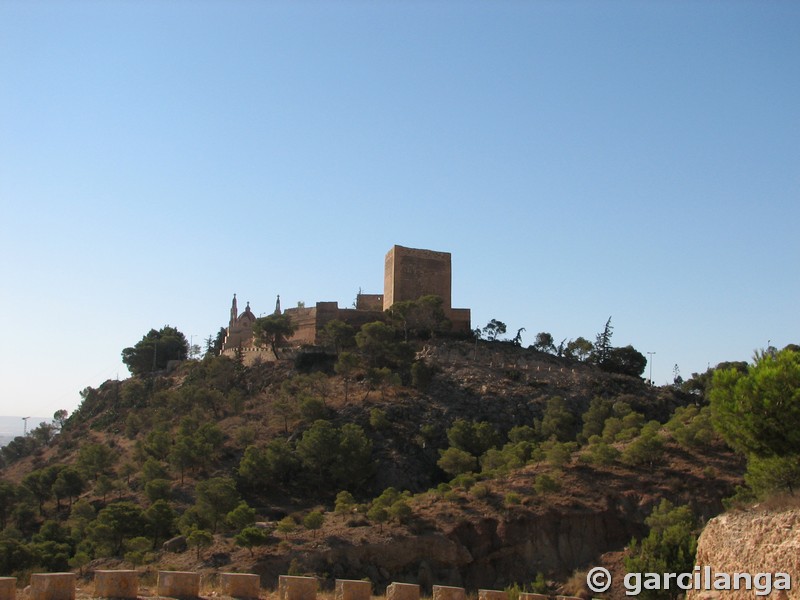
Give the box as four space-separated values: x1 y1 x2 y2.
0 337 744 595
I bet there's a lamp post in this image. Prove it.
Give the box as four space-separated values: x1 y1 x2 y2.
647 352 656 386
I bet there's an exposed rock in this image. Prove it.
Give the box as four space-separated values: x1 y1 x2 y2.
162 535 187 553
688 506 800 600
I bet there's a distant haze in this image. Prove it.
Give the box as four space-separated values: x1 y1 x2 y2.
0 416 50 447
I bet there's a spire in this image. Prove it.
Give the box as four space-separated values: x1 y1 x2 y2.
274 294 281 315
230 294 238 329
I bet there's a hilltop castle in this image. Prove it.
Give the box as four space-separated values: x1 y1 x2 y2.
221 245 471 364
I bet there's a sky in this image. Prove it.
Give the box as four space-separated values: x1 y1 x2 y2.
1 1 798 418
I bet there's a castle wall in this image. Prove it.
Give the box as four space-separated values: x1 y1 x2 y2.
447 308 472 334
284 306 320 345
285 302 385 346
356 294 384 311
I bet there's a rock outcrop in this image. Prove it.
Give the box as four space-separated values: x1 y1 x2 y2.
688 506 800 600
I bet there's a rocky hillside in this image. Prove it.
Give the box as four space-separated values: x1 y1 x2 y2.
0 338 745 594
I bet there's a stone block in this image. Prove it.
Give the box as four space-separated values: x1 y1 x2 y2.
555 597 581 600
30 573 76 600
478 591 507 600
158 571 201 599
385 583 419 600
220 573 260 599
334 580 371 600
278 576 317 600
94 571 139 599
519 595 549 600
0 578 16 600
432 585 466 600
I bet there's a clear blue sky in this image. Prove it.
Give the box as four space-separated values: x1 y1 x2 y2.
1 1 798 417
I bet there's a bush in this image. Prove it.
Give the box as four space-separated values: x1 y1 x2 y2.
533 472 561 494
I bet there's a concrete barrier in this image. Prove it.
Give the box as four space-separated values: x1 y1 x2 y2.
478 591 507 600
432 585 466 600
334 580 371 600
30 573 75 600
158 571 201 599
0 578 16 600
519 595 549 600
385 583 419 600
94 570 139 599
220 573 260 599
278 575 317 600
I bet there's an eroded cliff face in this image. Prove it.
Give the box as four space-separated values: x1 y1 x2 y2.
688 507 800 600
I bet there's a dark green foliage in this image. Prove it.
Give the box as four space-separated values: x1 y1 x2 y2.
482 319 507 341
227 501 257 530
303 510 324 535
335 351 360 402
22 468 56 515
334 491 356 515
252 313 297 357
624 500 698 600
593 317 614 365
580 397 614 442
296 420 374 490
195 477 240 532
1 435 38 464
121 326 189 376
388 295 450 341
579 437 620 466
532 332 555 354
447 419 502 457
683 361 748 399
170 418 224 482
77 442 117 481
238 439 300 491
369 408 390 430
52 467 85 508
437 447 478 476
355 321 412 369
710 348 800 458
321 319 356 352
145 499 176 546
88 501 146 556
0 537 36 575
533 472 561 494
367 504 388 531
508 425 537 443
481 439 539 474
602 345 648 377
144 479 172 503
621 422 664 466
187 528 214 559
411 360 437 391
537 396 575 442
665 405 715 448
744 454 800 496
235 526 270 556
710 348 800 497
0 480 18 529
565 337 593 362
